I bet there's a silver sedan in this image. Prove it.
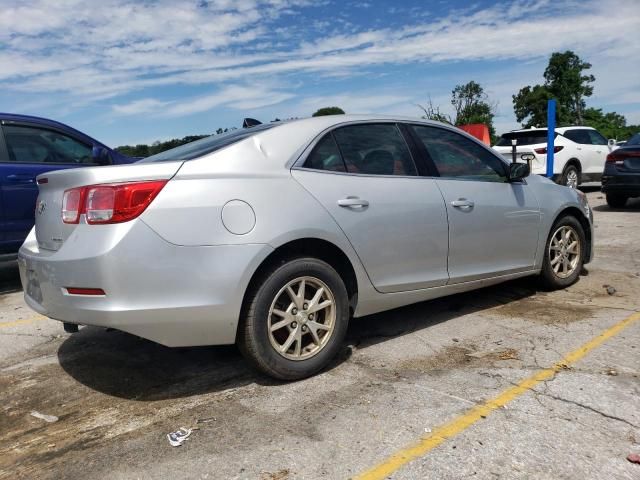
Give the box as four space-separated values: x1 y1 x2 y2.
19 115 593 379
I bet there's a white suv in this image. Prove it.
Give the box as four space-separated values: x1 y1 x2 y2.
493 126 612 188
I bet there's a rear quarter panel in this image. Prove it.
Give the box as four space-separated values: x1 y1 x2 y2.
140 136 377 315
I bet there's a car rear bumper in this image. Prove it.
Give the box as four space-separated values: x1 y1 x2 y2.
18 220 273 347
601 173 640 196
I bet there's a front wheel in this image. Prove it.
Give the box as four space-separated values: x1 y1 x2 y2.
606 194 628 208
540 216 586 290
238 257 349 380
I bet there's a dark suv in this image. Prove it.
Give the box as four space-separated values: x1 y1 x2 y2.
0 113 134 259
602 133 640 208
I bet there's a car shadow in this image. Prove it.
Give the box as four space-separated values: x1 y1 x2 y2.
0 261 22 294
593 196 640 212
578 185 600 193
57 277 538 401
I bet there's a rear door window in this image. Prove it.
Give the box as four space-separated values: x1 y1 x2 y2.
331 124 417 176
586 130 607 145
3 125 94 164
563 129 592 145
304 134 346 172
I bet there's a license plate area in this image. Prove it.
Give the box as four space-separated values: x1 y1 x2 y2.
624 158 640 171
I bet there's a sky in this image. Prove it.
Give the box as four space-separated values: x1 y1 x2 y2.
0 0 639 147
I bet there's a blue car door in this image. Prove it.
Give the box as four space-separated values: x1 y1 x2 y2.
0 122 103 252
0 127 11 253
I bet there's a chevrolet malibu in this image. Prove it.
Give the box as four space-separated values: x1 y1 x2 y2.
19 116 593 379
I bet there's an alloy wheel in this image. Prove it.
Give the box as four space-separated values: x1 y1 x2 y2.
565 169 578 189
548 225 581 279
267 276 336 361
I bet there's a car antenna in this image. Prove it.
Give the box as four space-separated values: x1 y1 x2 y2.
243 118 262 128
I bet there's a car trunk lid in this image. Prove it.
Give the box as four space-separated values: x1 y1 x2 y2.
608 147 640 172
34 161 183 251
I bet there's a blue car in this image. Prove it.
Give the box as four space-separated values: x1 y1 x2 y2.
0 113 134 259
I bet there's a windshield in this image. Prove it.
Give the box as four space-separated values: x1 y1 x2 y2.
139 124 275 162
627 133 640 146
496 130 556 146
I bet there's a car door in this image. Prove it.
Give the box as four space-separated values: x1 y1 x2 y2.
563 129 601 176
584 129 609 179
0 123 96 250
408 124 541 284
292 123 449 293
0 130 7 253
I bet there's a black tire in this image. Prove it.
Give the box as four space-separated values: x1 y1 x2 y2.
560 164 580 188
606 194 628 208
237 257 349 380
540 215 586 290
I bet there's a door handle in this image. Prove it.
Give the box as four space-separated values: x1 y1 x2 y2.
338 197 369 208
451 198 474 209
6 174 35 183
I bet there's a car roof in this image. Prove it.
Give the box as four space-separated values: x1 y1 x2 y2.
226 114 491 170
264 114 459 133
504 125 597 134
0 112 106 147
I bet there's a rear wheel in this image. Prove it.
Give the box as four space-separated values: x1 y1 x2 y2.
606 194 628 208
560 164 580 189
238 257 349 380
540 216 586 289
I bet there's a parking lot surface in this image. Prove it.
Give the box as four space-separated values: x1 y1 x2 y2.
1 190 639 480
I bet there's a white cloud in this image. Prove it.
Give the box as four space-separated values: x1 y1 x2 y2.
1 0 638 123
112 98 171 116
298 93 415 115
111 85 295 117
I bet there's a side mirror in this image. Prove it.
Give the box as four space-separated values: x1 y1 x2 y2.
508 162 530 182
92 146 112 166
607 138 616 152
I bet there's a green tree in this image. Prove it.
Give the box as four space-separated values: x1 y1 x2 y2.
544 51 595 124
512 50 595 127
117 133 210 158
582 108 640 141
513 84 554 128
312 106 345 117
450 81 496 138
417 96 452 124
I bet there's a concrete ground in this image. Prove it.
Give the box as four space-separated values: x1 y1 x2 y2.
1 190 639 480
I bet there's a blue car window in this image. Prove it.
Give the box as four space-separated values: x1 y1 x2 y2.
4 125 93 164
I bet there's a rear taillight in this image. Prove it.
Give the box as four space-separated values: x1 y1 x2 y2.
607 151 640 163
534 146 564 154
62 180 167 225
62 187 85 224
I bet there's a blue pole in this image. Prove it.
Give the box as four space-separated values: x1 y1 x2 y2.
546 99 556 177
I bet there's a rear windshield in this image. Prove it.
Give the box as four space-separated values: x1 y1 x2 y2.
496 130 556 146
138 124 275 162
627 133 640 146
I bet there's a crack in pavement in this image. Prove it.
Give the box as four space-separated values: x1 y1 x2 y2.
534 389 639 429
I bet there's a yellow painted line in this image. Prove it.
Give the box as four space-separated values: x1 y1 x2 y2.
0 315 47 329
355 312 640 480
